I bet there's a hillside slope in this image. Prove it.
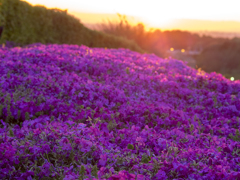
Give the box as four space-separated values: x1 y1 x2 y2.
0 44 240 179
0 0 143 52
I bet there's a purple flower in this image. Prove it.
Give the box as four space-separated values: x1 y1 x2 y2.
154 170 167 179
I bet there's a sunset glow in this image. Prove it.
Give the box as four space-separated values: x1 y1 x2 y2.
23 0 240 32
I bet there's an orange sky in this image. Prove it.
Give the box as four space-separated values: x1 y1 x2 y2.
24 0 240 33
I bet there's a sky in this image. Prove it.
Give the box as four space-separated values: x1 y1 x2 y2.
24 0 240 33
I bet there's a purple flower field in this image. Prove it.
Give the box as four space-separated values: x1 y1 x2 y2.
0 44 240 179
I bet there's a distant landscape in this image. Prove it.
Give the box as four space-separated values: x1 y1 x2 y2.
83 20 240 39
195 31 240 39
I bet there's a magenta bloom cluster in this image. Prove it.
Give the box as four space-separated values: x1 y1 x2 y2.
0 44 240 179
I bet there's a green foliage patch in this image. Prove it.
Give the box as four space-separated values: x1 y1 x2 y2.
0 0 143 52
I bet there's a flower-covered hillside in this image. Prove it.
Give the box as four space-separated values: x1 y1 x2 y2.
0 44 240 179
